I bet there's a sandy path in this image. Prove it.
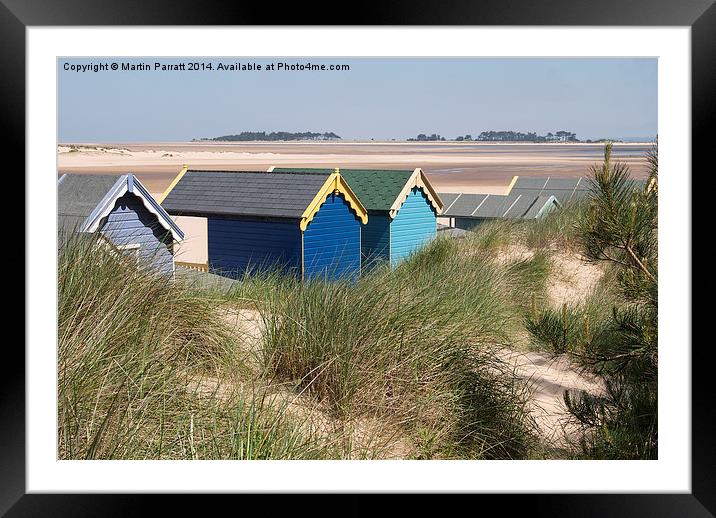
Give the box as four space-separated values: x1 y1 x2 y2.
181 237 608 453
494 245 605 447
212 298 603 454
178 256 606 456
497 348 603 449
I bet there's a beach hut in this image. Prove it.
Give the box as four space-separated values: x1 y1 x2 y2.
504 175 648 205
58 173 184 274
271 167 443 267
160 169 368 280
439 192 561 230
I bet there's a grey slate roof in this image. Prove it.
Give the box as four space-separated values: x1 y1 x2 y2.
436 192 461 209
445 193 487 217
439 192 560 220
508 176 647 204
509 177 586 204
523 195 559 219
161 170 332 219
58 173 123 238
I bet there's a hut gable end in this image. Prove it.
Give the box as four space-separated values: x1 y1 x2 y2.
303 192 362 280
390 187 437 265
100 192 176 275
58 173 184 274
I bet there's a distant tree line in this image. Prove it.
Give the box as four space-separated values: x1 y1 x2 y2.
474 130 578 142
200 131 342 142
196 130 625 143
406 130 580 142
583 138 624 144
407 133 447 142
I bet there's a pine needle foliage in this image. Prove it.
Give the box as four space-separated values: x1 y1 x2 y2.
562 141 658 459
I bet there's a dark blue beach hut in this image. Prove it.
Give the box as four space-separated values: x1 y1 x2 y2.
160 169 368 280
271 167 443 267
58 173 185 274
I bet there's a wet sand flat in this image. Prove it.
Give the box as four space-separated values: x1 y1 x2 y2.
58 141 652 195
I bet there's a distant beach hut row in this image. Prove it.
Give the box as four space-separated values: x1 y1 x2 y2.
436 176 584 231
503 175 649 203
438 174 651 231
504 175 592 204
438 192 561 230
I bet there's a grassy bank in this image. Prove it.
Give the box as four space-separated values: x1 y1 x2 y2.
58 235 332 459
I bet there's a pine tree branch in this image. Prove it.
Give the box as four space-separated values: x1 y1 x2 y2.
599 250 633 270
624 244 656 283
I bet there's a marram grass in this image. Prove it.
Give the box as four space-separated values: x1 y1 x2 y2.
58 235 329 459
229 235 541 459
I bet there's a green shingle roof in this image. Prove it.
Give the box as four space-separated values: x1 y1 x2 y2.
272 168 414 212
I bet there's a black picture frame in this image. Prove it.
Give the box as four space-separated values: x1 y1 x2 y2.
5 0 708 514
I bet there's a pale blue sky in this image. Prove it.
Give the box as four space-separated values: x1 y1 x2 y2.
58 58 657 142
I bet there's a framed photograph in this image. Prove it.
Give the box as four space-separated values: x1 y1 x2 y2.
6 0 708 512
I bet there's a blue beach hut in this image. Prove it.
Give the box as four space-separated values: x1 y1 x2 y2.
271 167 443 267
160 169 368 280
58 173 185 274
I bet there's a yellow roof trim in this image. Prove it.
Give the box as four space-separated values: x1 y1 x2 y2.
299 171 368 231
505 175 519 195
388 168 444 218
158 164 188 203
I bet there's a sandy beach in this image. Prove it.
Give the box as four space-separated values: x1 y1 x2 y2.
58 141 651 195
58 141 652 263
